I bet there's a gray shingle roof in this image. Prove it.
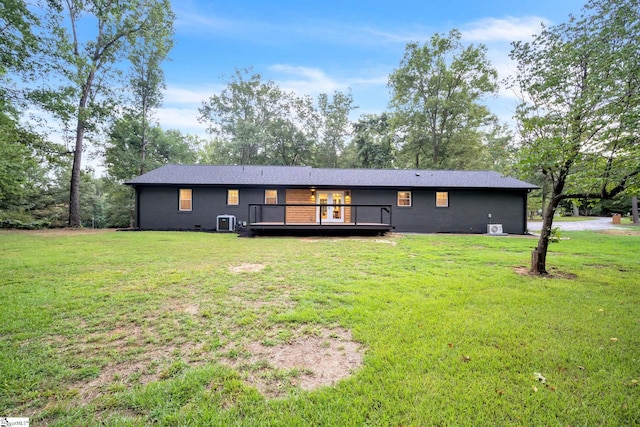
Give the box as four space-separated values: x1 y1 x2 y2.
125 164 538 190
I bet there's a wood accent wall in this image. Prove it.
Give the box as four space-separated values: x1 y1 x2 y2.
284 189 351 224
285 189 316 223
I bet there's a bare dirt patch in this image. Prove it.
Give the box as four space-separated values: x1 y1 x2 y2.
514 266 578 279
69 328 207 404
222 327 364 398
229 263 266 273
598 228 640 237
299 234 401 245
354 238 397 246
183 304 199 315
228 282 296 310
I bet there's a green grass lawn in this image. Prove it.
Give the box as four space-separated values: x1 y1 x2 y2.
1 229 638 426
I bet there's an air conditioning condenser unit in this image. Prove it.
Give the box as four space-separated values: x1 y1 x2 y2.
487 223 504 235
217 215 236 232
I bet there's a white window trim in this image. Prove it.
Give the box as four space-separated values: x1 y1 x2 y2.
436 191 449 208
265 189 278 204
397 191 412 207
227 189 239 205
179 189 192 212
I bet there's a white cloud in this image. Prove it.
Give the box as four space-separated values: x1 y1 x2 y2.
154 106 208 136
173 7 243 35
461 16 547 42
268 64 345 96
163 85 222 104
268 64 389 99
455 16 549 116
351 75 390 86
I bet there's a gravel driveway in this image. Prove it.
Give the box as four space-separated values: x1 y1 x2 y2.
527 217 621 232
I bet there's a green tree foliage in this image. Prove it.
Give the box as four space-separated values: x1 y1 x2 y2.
388 30 499 170
199 68 319 166
315 91 357 168
126 6 174 175
352 113 396 169
484 123 517 174
0 0 68 226
0 114 41 210
199 68 356 167
105 115 198 181
0 0 39 95
199 138 236 165
509 0 640 274
103 115 199 227
44 166 105 228
38 0 174 227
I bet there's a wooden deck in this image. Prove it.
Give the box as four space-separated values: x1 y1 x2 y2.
247 204 393 234
250 221 392 231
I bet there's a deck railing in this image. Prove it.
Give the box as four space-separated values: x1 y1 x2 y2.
248 203 392 227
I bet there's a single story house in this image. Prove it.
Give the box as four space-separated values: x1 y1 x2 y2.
125 164 538 234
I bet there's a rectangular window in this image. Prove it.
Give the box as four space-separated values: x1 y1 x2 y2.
179 189 192 211
397 191 412 207
436 191 449 207
265 189 278 204
227 189 239 205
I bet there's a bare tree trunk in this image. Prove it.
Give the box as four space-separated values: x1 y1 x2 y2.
531 196 561 274
632 196 639 224
68 125 84 227
68 71 95 227
140 99 147 176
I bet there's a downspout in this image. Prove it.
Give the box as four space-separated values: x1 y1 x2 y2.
135 186 141 229
524 190 530 234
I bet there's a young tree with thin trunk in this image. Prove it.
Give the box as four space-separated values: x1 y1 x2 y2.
127 15 174 175
509 0 640 274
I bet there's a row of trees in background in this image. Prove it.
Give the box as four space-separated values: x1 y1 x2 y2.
198 30 514 172
2 0 518 230
1 0 638 274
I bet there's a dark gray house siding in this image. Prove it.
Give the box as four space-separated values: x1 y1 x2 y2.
137 186 286 230
127 165 537 234
350 188 527 234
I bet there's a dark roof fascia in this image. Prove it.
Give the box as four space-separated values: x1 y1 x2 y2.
128 183 536 192
127 183 305 189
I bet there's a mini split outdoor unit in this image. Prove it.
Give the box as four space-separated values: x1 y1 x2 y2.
487 223 504 235
216 215 236 232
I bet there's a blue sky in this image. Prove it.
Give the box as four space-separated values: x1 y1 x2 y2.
157 0 587 136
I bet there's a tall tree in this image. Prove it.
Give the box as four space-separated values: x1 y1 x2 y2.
127 10 174 175
199 68 320 166
199 137 235 165
41 0 174 227
315 90 357 168
509 0 640 274
389 30 498 169
484 123 517 174
353 113 396 169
